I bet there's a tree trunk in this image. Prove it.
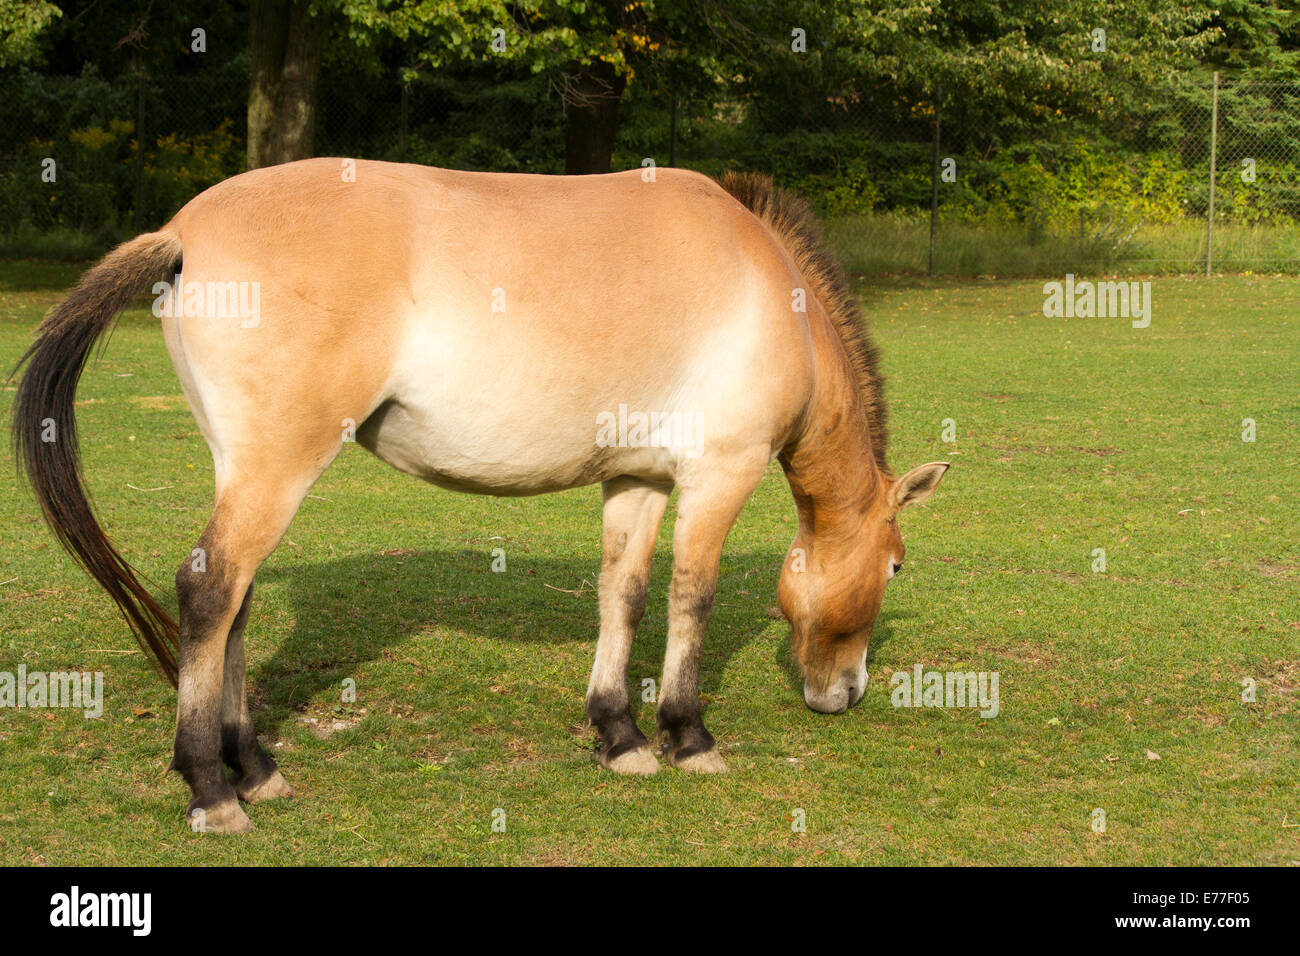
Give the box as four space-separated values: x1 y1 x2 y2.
248 0 325 169
564 60 626 175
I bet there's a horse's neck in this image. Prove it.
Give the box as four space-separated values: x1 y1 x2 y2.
781 363 883 546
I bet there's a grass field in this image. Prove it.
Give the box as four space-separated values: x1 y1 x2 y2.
1 260 1297 865
827 215 1300 277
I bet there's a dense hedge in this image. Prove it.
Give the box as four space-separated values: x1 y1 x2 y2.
2 63 1298 246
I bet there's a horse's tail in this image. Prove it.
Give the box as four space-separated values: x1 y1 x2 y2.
716 171 890 475
10 231 184 686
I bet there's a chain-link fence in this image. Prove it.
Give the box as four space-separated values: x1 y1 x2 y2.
3 65 1299 274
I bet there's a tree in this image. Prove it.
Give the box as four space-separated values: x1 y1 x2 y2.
353 0 744 174
1201 0 1300 74
248 0 328 168
561 58 624 173
735 0 1224 155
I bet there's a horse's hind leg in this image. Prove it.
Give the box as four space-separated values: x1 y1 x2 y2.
173 463 326 833
221 582 294 802
586 477 670 774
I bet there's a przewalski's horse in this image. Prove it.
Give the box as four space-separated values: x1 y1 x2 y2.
12 160 948 833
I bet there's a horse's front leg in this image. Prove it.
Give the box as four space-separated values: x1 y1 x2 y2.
658 453 769 772
586 477 670 774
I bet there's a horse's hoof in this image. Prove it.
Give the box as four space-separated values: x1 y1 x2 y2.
600 745 660 775
669 748 728 773
236 770 295 804
188 800 253 834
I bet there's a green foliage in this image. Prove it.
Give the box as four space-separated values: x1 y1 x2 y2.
1212 163 1300 225
0 116 244 236
142 121 244 222
1202 0 1300 73
3 126 126 233
5 0 1300 255
949 142 1188 229
341 0 690 85
0 60 249 234
740 0 1223 153
0 0 60 68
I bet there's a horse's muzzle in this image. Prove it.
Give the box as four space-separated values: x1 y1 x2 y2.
803 677 867 714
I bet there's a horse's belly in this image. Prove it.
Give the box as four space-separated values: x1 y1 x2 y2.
355 397 676 495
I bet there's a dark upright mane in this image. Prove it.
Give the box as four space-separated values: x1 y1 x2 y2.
717 172 890 476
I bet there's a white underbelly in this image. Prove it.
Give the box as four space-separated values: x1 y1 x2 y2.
355 282 776 495
356 396 683 494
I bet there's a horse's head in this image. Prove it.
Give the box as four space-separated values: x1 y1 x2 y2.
779 461 948 713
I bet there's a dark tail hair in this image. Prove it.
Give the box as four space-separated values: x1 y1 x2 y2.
11 231 184 686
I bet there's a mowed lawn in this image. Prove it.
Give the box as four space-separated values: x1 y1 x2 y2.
0 260 1296 865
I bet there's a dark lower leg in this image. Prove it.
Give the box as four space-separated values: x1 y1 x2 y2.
586 479 668 770
219 583 289 799
587 684 650 762
655 463 767 772
657 566 718 762
172 555 249 831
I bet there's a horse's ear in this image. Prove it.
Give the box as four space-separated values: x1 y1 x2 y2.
891 462 949 510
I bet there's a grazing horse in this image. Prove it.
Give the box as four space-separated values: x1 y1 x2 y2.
12 161 948 833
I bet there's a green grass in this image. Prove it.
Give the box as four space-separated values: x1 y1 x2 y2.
1 260 1297 865
827 213 1300 276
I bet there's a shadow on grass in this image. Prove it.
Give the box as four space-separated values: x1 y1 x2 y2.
249 547 919 740
249 548 774 732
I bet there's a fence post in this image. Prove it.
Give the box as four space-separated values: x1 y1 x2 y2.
133 58 146 230
669 94 678 167
400 79 409 163
1206 71 1220 276
928 90 941 277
